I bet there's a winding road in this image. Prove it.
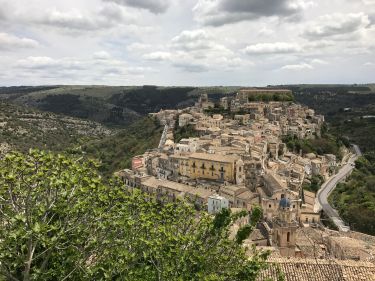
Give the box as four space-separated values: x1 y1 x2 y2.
316 145 362 232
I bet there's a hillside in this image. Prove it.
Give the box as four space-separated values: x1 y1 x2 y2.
329 153 375 235
0 101 113 154
286 84 375 235
82 116 163 176
0 85 201 126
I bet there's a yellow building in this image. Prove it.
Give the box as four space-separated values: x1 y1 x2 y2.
186 153 238 183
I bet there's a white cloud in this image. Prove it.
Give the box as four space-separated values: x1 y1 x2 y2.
0 32 39 50
364 62 375 66
0 2 136 33
16 56 83 70
310 58 328 65
243 42 302 55
93 51 112 60
127 42 152 52
143 51 172 61
304 13 370 39
12 53 155 84
34 5 135 31
0 0 374 85
363 0 375 5
281 63 313 70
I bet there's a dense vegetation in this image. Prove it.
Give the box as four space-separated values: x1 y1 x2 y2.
0 150 269 281
292 85 375 119
329 152 375 235
281 131 343 159
37 93 139 126
83 117 163 176
247 92 294 102
109 86 196 115
302 175 324 193
174 124 200 143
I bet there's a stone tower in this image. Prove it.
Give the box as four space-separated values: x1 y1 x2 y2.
273 194 299 257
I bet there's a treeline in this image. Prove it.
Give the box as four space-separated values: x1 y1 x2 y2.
0 86 60 95
247 92 294 102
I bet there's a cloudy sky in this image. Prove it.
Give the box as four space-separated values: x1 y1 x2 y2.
0 0 374 86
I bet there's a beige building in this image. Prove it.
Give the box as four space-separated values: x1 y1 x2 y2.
188 152 238 183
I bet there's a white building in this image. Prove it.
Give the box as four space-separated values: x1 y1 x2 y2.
208 194 229 214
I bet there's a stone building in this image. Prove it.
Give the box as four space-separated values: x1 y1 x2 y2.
272 196 299 257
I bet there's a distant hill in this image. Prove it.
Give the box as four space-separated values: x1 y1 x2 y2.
0 86 202 126
0 101 113 154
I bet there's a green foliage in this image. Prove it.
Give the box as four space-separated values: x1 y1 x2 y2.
174 124 200 143
0 149 104 280
282 134 341 158
303 175 324 193
83 116 163 176
329 153 375 235
0 150 269 281
203 106 231 116
247 92 294 102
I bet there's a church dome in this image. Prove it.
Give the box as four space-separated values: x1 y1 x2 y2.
279 197 291 208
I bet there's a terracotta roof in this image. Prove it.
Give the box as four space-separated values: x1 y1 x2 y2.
258 258 375 281
189 152 238 163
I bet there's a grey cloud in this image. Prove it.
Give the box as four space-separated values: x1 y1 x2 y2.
369 14 375 25
0 8 5 21
220 0 300 16
172 62 209 72
194 0 307 26
104 0 170 13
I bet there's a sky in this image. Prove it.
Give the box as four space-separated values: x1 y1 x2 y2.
0 0 374 86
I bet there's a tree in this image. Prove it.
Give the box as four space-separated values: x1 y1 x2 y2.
0 149 107 280
0 150 269 281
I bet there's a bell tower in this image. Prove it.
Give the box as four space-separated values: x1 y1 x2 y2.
273 194 298 257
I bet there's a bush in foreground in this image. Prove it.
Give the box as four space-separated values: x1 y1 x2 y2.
0 150 268 281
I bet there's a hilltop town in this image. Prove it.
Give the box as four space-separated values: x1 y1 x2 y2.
118 89 375 277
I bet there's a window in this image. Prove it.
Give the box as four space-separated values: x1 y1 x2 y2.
269 204 271 208
287 232 290 243
239 167 242 172
293 205 295 209
305 217 308 223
